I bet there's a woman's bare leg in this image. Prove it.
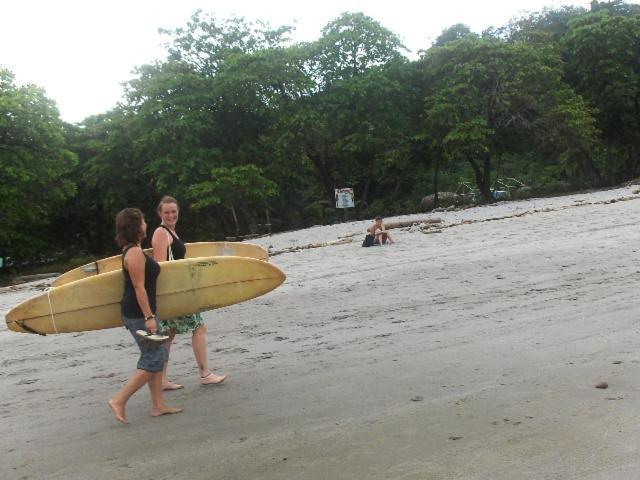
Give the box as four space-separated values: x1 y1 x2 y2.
149 371 183 417
108 369 153 424
192 324 226 384
161 330 183 390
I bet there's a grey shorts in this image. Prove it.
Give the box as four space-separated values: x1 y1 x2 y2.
122 315 168 372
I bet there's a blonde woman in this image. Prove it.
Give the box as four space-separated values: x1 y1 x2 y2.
152 196 227 390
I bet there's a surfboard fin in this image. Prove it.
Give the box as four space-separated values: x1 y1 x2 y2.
19 322 46 336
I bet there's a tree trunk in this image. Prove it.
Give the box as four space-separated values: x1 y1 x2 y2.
307 151 335 205
578 147 604 186
264 208 272 235
361 176 372 207
603 148 617 186
392 177 402 197
215 206 231 237
481 155 493 202
467 156 492 203
239 203 258 234
229 203 240 236
94 202 106 254
433 155 440 209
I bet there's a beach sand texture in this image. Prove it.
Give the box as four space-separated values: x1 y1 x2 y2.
3 186 640 479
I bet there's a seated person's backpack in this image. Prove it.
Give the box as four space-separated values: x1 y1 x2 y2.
362 234 375 247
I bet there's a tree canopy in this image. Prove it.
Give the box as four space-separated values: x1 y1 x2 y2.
0 70 77 259
2 1 640 264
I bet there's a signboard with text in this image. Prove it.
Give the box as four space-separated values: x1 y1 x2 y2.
335 188 355 208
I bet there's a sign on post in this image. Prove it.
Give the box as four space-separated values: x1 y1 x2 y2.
335 188 355 209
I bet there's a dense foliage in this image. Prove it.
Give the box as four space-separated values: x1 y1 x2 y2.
2 1 640 263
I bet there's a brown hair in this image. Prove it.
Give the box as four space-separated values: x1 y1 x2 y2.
115 208 145 248
157 195 179 214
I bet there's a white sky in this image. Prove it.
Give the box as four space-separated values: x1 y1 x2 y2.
1 0 599 123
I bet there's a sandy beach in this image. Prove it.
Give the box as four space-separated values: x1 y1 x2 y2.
4 186 640 479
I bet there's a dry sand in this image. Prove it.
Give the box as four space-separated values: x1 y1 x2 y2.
3 186 640 479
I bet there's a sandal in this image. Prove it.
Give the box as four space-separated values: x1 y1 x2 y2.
135 330 169 342
201 372 227 385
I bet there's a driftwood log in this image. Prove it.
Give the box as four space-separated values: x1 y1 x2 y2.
338 218 443 239
270 238 353 257
383 218 442 229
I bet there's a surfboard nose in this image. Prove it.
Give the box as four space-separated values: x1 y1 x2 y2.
273 266 286 285
5 306 25 333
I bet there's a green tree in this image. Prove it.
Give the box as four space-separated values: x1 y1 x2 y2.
124 60 219 197
160 11 293 76
61 108 158 254
124 15 303 235
188 165 277 236
486 6 586 45
590 0 640 15
0 70 77 259
264 12 411 219
422 37 600 201
561 10 640 182
433 24 473 47
313 12 406 87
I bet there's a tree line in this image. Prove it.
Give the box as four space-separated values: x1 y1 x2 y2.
1 0 639 262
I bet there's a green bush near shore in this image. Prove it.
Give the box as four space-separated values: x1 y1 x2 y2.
0 256 94 287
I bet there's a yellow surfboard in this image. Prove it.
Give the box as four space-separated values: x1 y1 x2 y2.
6 256 285 335
52 242 269 287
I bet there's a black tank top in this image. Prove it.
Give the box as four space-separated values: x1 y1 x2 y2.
120 245 161 318
161 225 186 260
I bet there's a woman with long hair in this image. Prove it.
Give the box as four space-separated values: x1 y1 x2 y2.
152 196 227 390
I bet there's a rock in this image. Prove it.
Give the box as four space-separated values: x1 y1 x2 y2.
420 192 461 211
595 381 608 389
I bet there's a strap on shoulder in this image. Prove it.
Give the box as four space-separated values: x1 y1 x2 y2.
121 244 136 270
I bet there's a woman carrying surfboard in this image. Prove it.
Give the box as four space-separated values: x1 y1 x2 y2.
152 196 227 390
108 208 182 425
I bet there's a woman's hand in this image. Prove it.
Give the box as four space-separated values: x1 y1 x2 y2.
145 317 157 333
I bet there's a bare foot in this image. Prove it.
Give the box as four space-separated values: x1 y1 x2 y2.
201 372 227 385
108 399 128 425
162 381 184 391
150 406 183 417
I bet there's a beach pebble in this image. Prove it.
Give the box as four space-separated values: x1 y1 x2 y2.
595 381 608 389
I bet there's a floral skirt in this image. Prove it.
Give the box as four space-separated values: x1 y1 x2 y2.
158 312 204 335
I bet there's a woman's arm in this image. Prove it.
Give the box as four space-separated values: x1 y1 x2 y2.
151 227 170 262
124 247 157 332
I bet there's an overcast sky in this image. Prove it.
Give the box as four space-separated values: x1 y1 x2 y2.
1 0 599 123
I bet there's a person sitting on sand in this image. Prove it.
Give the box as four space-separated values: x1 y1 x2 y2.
362 216 395 247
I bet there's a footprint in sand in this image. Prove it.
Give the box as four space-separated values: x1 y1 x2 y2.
17 378 38 385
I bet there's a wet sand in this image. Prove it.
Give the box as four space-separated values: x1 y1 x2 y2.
3 186 640 479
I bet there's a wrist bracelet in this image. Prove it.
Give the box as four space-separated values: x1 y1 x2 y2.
145 314 155 321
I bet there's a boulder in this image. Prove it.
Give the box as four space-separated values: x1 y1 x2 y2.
420 191 461 211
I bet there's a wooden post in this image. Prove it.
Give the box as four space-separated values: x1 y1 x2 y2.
265 209 272 235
